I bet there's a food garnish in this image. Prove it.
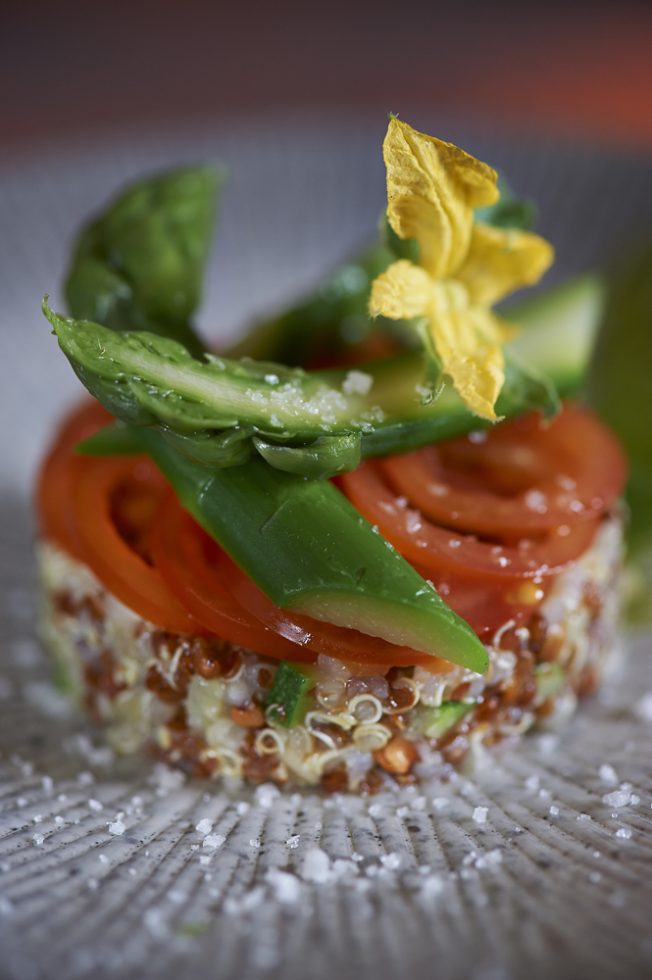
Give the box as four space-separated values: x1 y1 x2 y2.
35 116 633 789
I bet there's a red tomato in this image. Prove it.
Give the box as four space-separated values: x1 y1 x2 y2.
379 404 626 540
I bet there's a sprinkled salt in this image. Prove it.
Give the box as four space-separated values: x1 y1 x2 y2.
195 818 213 836
549 805 560 817
603 787 634 808
431 797 449 812
236 801 250 816
249 838 261 849
525 775 540 792
634 692 652 723
32 814 43 825
88 799 103 812
472 806 489 825
108 819 126 836
54 816 65 827
301 848 331 884
577 813 592 822
202 834 226 850
615 827 632 840
266 869 302 904
286 834 300 849
599 764 619 786
342 370 373 397
98 854 109 865
32 833 44 847
380 853 402 870
420 875 445 898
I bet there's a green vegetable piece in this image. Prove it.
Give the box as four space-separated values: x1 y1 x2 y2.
65 166 222 358
475 177 537 231
76 421 142 456
534 662 566 701
133 429 489 672
414 700 473 739
266 661 316 727
228 244 395 364
586 247 652 559
504 274 606 396
46 303 558 476
253 432 362 479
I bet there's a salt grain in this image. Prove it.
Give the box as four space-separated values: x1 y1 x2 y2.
195 818 213 836
108 819 126 836
549 805 560 817
603 787 634 809
286 835 300 849
634 693 652 723
599 764 619 786
615 827 633 840
301 848 331 884
88 799 103 812
32 833 44 847
202 834 226 850
266 869 302 904
380 853 401 871
472 806 489 825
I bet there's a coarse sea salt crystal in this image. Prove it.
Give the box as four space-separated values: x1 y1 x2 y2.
108 819 126 836
549 805 560 817
202 834 226 850
32 833 44 847
195 818 213 836
342 370 373 397
266 869 302 904
603 787 634 809
615 827 633 840
301 848 331 884
599 764 619 786
472 806 488 825
634 692 652 723
380 853 401 871
286 834 301 849
88 799 103 812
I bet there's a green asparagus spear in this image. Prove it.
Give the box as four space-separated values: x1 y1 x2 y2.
47 302 558 479
64 166 221 358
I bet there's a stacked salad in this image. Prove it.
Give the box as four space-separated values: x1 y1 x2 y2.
35 119 637 789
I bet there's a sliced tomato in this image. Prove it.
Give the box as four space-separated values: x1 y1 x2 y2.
71 454 203 635
36 399 111 560
379 404 626 541
153 489 446 670
341 459 601 583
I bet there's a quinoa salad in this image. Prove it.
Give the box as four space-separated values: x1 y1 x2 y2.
37 513 623 792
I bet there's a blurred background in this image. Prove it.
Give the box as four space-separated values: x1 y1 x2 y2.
2 0 652 150
1 0 651 494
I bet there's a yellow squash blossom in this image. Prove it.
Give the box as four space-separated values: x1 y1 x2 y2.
369 117 554 420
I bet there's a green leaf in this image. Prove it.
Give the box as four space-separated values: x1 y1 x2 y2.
65 166 222 357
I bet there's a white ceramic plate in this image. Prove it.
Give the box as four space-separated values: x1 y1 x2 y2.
1 115 651 980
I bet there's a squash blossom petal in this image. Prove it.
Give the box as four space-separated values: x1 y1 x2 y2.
370 117 555 421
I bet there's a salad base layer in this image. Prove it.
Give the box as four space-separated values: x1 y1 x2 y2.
37 516 623 791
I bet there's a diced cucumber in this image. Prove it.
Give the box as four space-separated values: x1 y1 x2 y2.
534 662 566 701
413 700 473 739
266 661 317 727
505 275 605 396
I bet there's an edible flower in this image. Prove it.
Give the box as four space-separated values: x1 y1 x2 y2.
369 117 554 420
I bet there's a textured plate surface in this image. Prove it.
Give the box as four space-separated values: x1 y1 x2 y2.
1 115 652 980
